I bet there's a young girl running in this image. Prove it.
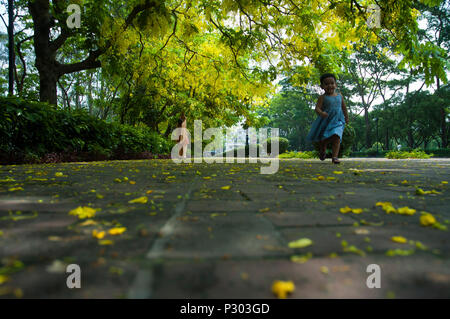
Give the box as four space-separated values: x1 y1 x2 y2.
307 73 349 164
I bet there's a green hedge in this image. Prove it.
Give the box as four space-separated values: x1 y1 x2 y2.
279 151 317 159
0 96 171 164
350 148 450 158
264 137 290 154
385 149 433 159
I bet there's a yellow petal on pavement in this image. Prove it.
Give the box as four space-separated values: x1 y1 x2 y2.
79 219 98 227
0 275 9 285
333 171 343 174
128 196 148 204
320 266 329 274
288 238 313 248
69 206 97 219
376 202 392 207
397 207 416 215
415 188 426 195
272 280 295 299
391 236 407 244
221 186 231 190
108 227 127 235
340 206 352 214
382 205 397 214
92 230 105 239
351 208 363 214
420 213 436 227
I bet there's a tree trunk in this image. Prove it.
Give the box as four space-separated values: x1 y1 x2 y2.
385 128 389 150
8 0 15 95
364 107 371 148
436 77 448 148
28 0 160 105
407 127 414 148
39 68 58 105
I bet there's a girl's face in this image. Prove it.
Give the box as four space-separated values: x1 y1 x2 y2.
321 77 337 95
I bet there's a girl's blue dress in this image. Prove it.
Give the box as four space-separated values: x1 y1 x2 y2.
307 94 346 143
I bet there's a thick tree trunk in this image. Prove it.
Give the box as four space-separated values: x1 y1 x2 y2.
29 0 59 104
28 0 159 105
39 68 58 105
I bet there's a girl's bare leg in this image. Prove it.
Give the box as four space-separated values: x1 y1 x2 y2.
319 140 326 154
331 134 340 158
320 135 334 154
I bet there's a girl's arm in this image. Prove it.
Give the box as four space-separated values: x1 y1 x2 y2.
341 94 349 124
315 95 328 118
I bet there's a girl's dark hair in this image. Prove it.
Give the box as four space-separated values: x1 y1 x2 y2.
320 73 336 84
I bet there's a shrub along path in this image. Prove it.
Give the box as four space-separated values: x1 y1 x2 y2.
0 158 449 298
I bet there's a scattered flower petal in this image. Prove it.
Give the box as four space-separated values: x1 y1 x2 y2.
108 227 127 235
391 236 407 244
128 196 148 204
272 280 295 299
288 238 313 248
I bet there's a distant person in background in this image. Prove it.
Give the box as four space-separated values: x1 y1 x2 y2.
177 112 189 158
397 144 401 151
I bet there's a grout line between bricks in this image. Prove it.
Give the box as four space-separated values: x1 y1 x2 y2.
127 176 199 299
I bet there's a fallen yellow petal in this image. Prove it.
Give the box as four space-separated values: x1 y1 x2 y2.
69 206 97 219
340 206 352 214
376 201 392 207
415 188 426 195
79 219 97 227
108 227 127 235
351 208 363 214
397 207 416 215
128 196 148 204
320 266 329 274
288 238 313 248
382 205 397 214
333 171 343 174
221 186 231 190
0 275 9 285
92 230 106 239
391 236 407 244
272 280 295 299
420 213 436 227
